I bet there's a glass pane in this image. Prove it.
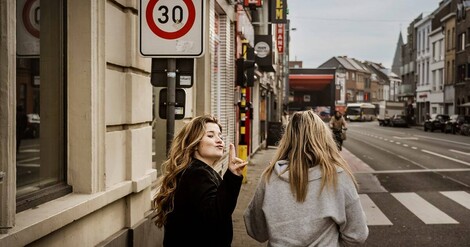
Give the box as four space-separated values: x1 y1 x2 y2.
16 0 64 198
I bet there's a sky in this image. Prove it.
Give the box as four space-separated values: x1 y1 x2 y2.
287 0 443 68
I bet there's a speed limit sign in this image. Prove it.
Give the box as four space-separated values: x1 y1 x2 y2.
140 0 205 57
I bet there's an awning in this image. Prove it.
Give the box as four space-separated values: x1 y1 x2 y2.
289 74 334 91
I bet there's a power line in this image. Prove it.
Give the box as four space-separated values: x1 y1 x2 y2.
291 16 409 23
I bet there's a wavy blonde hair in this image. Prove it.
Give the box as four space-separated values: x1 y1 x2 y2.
152 115 221 227
263 110 357 202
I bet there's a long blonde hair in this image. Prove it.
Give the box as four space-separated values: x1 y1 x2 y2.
263 110 357 202
152 115 221 227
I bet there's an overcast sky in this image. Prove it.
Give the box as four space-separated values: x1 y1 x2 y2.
287 0 443 68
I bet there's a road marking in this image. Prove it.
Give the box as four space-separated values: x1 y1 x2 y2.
440 191 470 210
17 163 40 168
450 149 470 156
359 194 393 226
422 149 470 167
393 136 418 140
392 192 458 224
21 149 40 153
403 144 409 147
414 135 470 146
354 168 470 174
395 142 401 145
412 147 418 150
17 157 39 163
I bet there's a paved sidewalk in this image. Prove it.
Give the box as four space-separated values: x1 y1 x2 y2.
232 147 277 247
231 146 371 247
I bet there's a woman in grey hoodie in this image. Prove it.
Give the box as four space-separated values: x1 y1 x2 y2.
244 110 368 246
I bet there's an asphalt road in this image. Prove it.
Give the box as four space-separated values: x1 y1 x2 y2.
344 121 470 247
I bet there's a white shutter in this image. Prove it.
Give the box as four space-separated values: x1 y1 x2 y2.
210 10 235 149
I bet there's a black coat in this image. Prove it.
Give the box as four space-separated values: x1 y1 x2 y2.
163 159 243 247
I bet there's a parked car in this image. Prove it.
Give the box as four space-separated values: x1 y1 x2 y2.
390 114 408 127
424 114 450 132
25 113 40 138
444 115 470 134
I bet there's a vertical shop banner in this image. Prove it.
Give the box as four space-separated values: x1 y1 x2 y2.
17 0 40 57
276 24 284 53
270 0 287 23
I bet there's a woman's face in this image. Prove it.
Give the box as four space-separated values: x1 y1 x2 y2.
194 122 225 166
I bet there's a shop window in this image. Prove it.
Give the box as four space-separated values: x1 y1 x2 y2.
15 0 69 212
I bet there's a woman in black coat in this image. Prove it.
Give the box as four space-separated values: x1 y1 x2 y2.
153 115 247 247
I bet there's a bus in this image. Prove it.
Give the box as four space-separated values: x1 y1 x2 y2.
345 103 376 122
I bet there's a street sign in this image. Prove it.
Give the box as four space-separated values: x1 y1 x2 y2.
140 0 205 57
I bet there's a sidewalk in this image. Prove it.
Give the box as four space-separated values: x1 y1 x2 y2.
232 147 276 247
231 146 373 247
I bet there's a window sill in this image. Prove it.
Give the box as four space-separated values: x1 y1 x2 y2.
0 181 134 246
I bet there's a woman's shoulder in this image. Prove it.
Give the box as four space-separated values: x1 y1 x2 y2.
183 159 221 182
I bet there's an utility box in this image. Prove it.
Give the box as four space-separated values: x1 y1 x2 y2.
151 58 194 88
159 89 186 120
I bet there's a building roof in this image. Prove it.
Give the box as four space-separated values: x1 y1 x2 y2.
335 57 357 71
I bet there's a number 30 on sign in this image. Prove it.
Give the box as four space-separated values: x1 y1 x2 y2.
140 0 205 57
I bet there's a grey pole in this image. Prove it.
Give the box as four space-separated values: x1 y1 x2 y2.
166 58 176 155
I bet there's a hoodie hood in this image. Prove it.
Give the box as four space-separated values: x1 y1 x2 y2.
273 160 344 182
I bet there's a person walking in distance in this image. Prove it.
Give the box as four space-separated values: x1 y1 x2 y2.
329 110 347 151
244 110 368 246
153 115 247 247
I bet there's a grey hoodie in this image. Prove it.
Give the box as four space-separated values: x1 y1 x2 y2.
244 160 368 247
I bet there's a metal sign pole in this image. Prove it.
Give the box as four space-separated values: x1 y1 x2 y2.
166 58 176 155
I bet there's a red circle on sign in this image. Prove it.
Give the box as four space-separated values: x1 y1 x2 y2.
146 0 196 40
23 0 40 39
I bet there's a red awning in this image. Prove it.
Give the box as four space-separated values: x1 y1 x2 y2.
289 74 334 91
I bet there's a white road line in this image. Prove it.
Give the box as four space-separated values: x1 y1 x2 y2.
17 157 39 163
450 149 470 156
354 168 470 174
422 149 470 167
414 135 470 146
359 194 393 226
17 164 40 168
412 147 418 150
403 144 409 147
395 142 401 145
440 191 470 210
393 136 418 140
392 192 458 224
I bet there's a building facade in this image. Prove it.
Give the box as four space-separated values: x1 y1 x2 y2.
1 0 285 246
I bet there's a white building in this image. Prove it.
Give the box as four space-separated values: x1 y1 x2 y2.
429 25 446 115
415 14 433 123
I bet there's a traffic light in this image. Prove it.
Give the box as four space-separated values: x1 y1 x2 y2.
236 48 255 87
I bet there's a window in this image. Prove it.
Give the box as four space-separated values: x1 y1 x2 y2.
458 64 466 83
15 0 69 212
459 32 466 51
352 72 355 80
447 29 450 51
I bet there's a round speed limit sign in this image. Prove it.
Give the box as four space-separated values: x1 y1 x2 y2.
140 0 205 57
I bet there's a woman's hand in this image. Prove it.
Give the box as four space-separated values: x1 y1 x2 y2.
228 143 248 176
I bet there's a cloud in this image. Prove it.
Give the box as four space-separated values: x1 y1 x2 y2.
288 0 442 68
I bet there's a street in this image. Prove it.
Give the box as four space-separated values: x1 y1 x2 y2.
17 122 470 246
345 121 470 246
